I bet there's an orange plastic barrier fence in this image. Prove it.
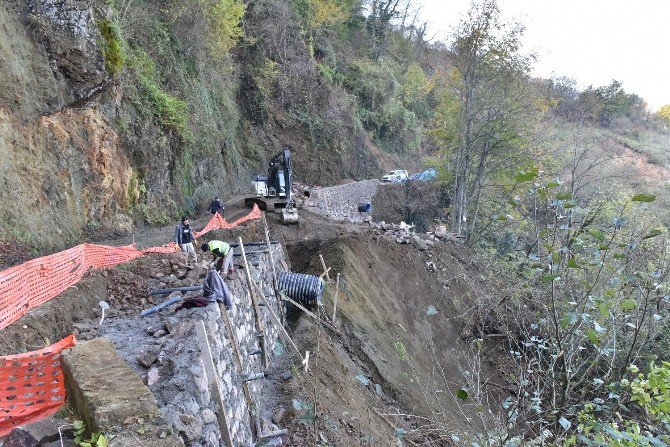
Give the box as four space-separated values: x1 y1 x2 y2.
0 207 260 331
0 206 261 433
0 335 76 436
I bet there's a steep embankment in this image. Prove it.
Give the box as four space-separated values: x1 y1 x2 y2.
269 210 502 445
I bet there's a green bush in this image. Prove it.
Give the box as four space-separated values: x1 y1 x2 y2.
345 58 421 153
202 0 245 54
97 19 126 76
128 48 189 137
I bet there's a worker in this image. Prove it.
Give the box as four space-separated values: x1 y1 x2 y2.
174 216 197 268
208 196 224 217
201 240 234 277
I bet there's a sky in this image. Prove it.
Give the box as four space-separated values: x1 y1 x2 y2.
417 0 670 111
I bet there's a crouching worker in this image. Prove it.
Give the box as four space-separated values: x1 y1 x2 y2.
175 270 233 312
201 240 235 278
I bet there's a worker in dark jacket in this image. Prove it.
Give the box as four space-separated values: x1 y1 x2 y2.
174 216 197 267
208 196 224 216
201 240 234 277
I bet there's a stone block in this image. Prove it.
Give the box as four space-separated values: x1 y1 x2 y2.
61 338 184 446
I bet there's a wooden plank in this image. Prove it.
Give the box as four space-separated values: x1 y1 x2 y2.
239 236 269 370
280 294 342 335
332 273 340 325
195 321 234 447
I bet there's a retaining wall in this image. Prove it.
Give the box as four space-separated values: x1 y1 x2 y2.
97 243 289 447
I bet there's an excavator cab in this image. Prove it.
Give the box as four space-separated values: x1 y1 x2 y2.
246 148 299 224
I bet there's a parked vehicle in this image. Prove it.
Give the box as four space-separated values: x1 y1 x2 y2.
381 170 409 182
408 168 437 181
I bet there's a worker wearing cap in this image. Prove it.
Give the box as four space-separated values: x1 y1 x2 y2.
201 240 234 277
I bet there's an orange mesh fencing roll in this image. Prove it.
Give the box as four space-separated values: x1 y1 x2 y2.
230 204 262 227
195 211 227 237
0 335 76 436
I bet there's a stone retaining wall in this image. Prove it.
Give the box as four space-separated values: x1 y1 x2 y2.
84 244 289 446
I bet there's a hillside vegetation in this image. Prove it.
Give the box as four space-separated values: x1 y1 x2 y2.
1 0 670 444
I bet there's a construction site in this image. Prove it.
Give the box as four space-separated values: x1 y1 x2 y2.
3 0 668 445
0 180 495 447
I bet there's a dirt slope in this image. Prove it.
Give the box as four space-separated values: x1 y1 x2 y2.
266 210 501 445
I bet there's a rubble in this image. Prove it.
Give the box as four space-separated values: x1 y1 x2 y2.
3 429 38 447
301 180 381 223
137 347 160 368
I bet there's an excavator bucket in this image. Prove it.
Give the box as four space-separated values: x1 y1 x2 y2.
280 208 299 224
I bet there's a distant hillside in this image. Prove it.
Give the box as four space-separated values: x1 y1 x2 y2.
0 0 667 250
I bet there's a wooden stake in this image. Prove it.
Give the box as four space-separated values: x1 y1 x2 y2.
318 254 331 281
262 214 283 326
249 280 304 362
195 321 234 447
280 294 342 335
319 267 332 279
218 303 254 410
312 297 321 443
263 214 279 293
332 273 340 325
239 237 269 370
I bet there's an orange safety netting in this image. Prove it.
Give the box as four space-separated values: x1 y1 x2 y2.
0 207 260 331
0 206 261 433
0 335 76 436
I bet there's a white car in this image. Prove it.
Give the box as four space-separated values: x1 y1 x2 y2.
381 170 409 182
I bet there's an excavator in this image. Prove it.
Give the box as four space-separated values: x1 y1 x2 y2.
244 148 299 224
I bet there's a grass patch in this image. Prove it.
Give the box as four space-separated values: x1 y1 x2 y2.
128 48 189 138
97 19 126 76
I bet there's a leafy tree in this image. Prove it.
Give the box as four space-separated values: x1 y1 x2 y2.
471 179 670 444
432 0 539 242
202 0 245 54
365 0 414 59
659 104 670 123
546 76 579 120
576 80 647 126
347 58 421 152
401 63 431 118
295 0 351 30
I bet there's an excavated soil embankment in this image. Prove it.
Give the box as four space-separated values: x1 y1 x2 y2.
266 205 503 445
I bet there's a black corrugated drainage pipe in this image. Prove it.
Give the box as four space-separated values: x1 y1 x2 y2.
278 272 324 305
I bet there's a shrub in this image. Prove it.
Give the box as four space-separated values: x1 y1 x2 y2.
128 48 189 137
97 19 126 76
202 0 245 54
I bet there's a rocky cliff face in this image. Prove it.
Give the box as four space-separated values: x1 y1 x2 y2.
0 0 133 247
0 0 385 249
